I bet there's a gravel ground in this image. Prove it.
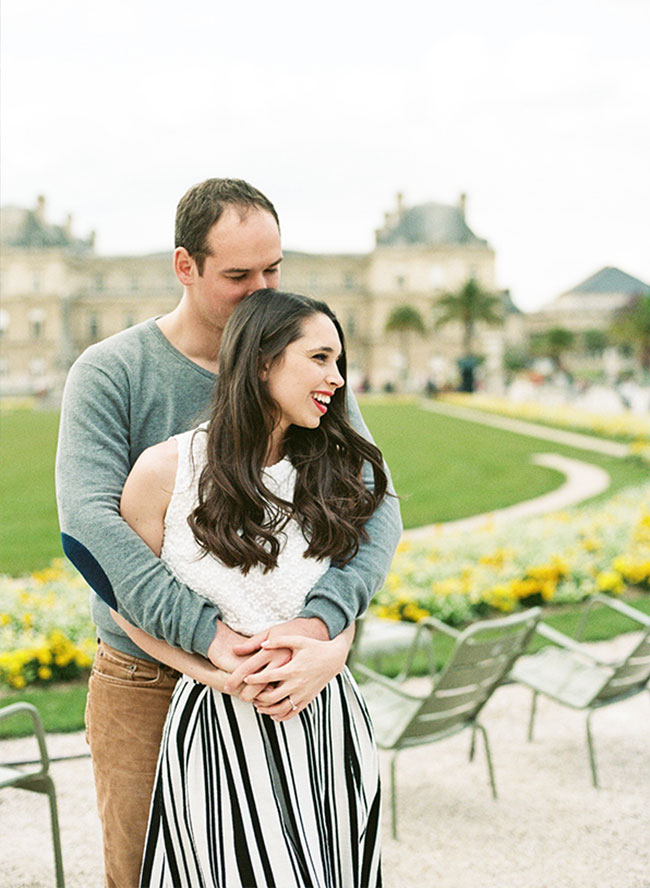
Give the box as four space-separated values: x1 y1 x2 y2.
1 634 648 888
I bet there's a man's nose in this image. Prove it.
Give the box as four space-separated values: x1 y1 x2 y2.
247 271 273 294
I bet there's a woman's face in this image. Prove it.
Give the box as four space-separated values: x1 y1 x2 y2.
264 312 345 435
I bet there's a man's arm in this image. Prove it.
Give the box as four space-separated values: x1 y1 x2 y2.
296 389 402 637
56 358 222 656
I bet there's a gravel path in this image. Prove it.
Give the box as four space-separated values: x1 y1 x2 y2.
1 634 648 888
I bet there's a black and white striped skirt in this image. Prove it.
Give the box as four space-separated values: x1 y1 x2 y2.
140 669 382 888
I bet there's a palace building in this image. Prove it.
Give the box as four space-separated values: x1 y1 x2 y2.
0 193 516 400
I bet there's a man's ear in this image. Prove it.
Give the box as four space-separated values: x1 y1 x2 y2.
173 247 196 286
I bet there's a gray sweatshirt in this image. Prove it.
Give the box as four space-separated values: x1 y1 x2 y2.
55 318 402 660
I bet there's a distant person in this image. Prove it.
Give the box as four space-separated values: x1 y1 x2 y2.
114 289 384 887
55 178 402 887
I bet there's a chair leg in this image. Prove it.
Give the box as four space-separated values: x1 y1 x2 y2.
469 725 477 762
527 691 539 742
475 723 498 799
390 752 399 841
43 776 65 887
586 711 599 789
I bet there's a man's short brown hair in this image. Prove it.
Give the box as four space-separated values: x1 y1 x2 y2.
175 178 279 275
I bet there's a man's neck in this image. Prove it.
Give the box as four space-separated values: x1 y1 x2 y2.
156 298 222 373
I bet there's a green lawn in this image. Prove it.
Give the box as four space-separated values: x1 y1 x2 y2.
0 410 61 574
1 402 648 572
360 399 649 528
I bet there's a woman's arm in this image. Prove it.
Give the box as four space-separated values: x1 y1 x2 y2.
117 441 244 695
110 608 231 692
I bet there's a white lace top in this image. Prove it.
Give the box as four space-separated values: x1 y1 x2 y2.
160 427 329 636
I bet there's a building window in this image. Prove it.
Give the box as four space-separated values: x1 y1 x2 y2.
0 308 9 339
308 274 319 291
89 313 101 342
396 275 406 290
29 308 45 340
32 272 41 293
29 357 46 377
95 274 105 291
344 273 355 290
124 313 135 329
0 357 8 376
130 275 139 292
346 312 357 338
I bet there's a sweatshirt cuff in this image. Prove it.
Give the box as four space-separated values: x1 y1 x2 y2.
298 599 349 640
191 611 220 657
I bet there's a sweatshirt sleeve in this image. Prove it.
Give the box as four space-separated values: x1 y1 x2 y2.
297 390 403 637
55 359 219 657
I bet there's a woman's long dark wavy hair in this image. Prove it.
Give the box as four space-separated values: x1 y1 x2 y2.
188 289 388 573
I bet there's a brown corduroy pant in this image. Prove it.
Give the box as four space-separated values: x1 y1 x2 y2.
85 641 179 888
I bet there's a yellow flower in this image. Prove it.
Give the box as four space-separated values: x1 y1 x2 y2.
38 666 52 680
596 571 625 595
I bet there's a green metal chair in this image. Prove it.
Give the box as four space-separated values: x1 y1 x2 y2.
354 607 541 839
0 702 65 887
510 594 650 788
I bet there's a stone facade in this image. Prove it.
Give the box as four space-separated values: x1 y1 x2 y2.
1 194 513 399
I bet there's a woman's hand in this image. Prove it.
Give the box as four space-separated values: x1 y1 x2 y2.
244 624 355 721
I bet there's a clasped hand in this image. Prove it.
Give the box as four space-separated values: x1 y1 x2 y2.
208 618 353 721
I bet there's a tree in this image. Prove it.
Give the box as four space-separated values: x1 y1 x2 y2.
583 329 609 356
433 278 502 391
611 294 650 372
384 304 426 385
536 327 575 372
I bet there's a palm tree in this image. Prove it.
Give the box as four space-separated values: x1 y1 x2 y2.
384 304 426 386
433 278 502 391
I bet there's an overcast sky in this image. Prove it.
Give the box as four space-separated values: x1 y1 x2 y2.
2 0 648 311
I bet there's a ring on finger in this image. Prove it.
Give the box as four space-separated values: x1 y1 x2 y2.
288 695 298 711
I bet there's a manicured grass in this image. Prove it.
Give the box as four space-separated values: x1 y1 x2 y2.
0 679 88 739
360 399 649 528
0 409 62 574
1 403 648 571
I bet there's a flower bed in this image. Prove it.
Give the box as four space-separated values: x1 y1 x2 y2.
373 483 650 625
2 484 649 687
439 392 650 451
0 559 96 689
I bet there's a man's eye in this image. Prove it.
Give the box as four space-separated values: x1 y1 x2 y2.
313 354 327 362
265 267 280 276
227 274 246 281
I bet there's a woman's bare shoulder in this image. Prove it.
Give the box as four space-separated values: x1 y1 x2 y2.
131 438 178 490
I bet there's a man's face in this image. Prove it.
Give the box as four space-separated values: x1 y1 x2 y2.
190 206 282 328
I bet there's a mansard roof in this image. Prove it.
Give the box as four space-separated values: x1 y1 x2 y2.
0 201 94 251
376 198 488 248
564 266 649 297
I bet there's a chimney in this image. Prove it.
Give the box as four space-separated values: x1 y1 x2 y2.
396 192 405 219
458 193 467 218
64 214 73 238
35 195 46 224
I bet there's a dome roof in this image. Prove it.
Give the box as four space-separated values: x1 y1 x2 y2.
376 199 487 247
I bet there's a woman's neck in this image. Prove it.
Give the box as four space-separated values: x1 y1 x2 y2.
264 427 287 467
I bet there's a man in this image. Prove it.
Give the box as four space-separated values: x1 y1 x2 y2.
56 178 402 887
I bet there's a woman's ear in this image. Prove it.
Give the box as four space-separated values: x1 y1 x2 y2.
258 352 269 381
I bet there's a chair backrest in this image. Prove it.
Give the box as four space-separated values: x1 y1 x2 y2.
594 626 650 704
399 608 541 747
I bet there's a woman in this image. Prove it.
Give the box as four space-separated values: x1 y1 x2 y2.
115 289 387 887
